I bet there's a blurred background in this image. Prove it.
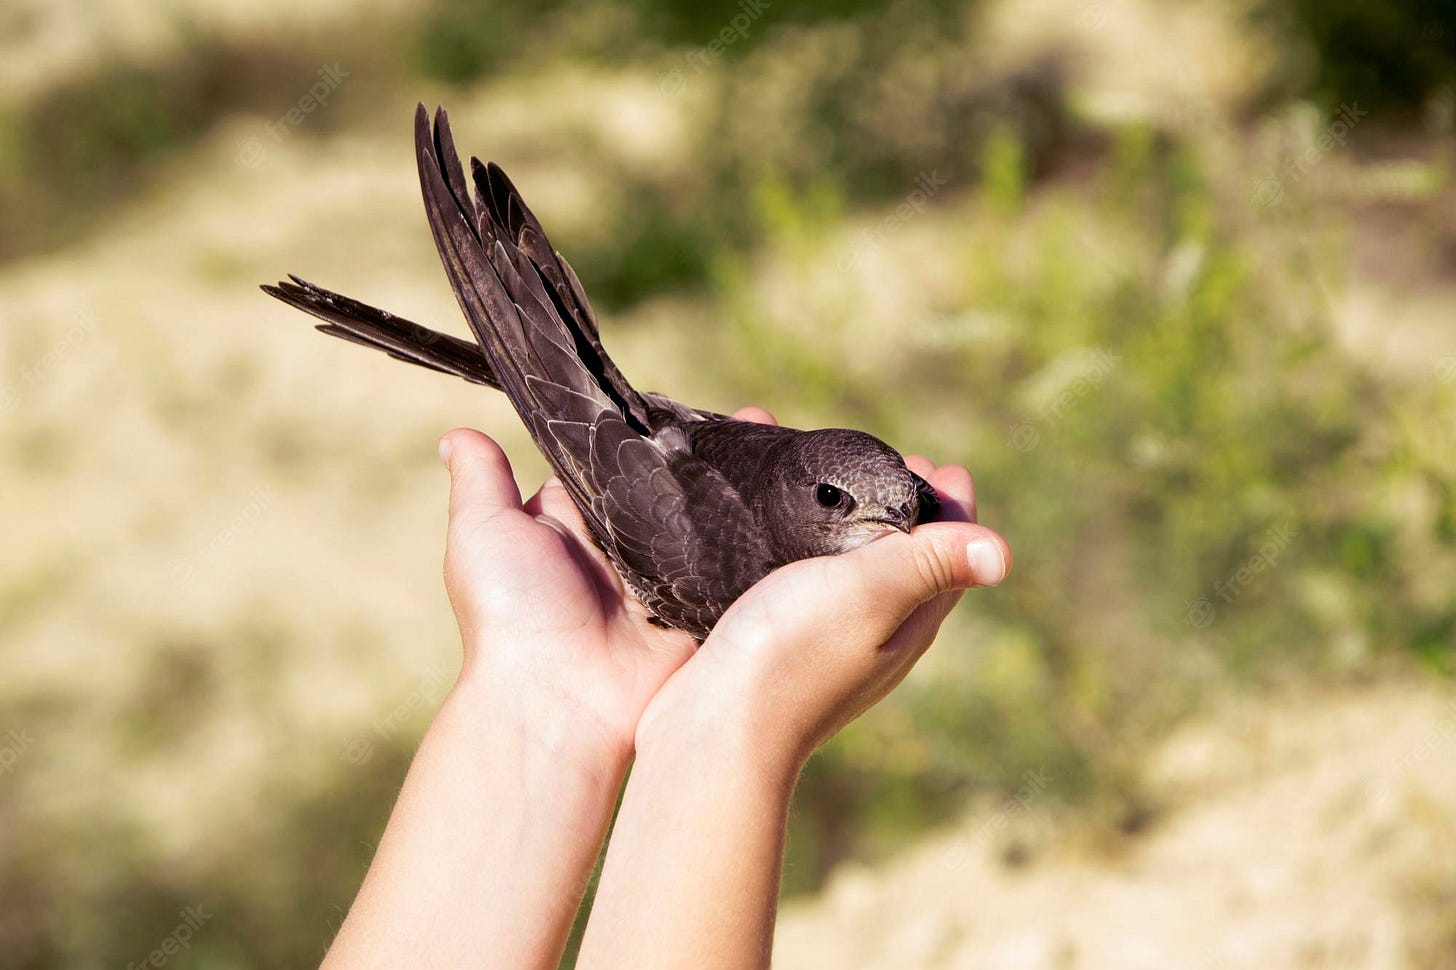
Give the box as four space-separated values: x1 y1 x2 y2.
2 0 1454 966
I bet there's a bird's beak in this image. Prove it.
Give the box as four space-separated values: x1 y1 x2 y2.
867 507 912 533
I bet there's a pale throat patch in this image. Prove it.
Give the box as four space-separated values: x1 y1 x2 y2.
831 521 900 554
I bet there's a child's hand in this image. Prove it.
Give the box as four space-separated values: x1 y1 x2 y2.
635 449 1009 771
438 425 701 771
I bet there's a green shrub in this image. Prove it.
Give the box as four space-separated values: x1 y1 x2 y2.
1259 0 1456 114
701 119 1456 880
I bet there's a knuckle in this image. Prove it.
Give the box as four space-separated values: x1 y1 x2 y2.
909 541 955 597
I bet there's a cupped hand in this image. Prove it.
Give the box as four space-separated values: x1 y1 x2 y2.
440 406 1008 776
438 426 698 768
636 415 1010 771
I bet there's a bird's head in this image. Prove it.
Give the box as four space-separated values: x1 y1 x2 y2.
757 428 940 559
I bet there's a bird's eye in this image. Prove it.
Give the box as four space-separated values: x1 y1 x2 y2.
814 484 845 509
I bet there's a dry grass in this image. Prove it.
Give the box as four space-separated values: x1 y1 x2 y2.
776 682 1456 970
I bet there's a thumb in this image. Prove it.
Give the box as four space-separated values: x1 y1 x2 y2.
439 428 522 522
848 522 1011 608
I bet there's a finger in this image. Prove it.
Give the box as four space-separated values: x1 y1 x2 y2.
904 454 935 478
929 463 976 523
527 474 588 530
530 511 572 540
848 521 1011 613
523 475 563 516
440 428 522 521
733 406 778 426
930 464 973 504
930 490 974 524
872 590 964 679
523 474 621 591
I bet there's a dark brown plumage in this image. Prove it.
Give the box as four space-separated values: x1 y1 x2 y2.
263 105 939 638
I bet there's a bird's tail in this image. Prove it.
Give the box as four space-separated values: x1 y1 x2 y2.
261 275 500 388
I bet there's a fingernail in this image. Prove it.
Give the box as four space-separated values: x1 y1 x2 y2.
967 539 1006 586
438 436 453 468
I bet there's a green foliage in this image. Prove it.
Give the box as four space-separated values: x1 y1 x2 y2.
1259 0 1456 114
0 36 366 260
566 184 733 310
980 123 1027 217
414 0 971 83
415 0 580 83
619 0 959 47
555 2 1070 308
699 114 1456 879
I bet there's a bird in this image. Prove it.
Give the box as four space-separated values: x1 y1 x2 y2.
262 104 941 639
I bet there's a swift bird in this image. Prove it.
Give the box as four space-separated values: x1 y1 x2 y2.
263 104 941 638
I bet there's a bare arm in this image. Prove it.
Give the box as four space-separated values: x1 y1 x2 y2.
321 428 700 968
578 721 795 969
321 677 623 969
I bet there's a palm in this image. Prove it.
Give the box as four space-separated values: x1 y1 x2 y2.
528 477 698 679
445 465 697 749
442 409 784 740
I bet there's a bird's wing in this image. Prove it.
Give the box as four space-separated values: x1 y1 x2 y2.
618 452 773 637
415 104 764 633
261 275 500 386
912 472 943 523
469 157 654 431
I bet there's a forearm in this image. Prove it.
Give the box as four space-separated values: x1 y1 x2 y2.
576 719 800 970
323 674 627 970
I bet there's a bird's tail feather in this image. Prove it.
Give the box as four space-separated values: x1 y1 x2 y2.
260 275 499 387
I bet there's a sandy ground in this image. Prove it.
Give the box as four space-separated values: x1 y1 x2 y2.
775 683 1456 970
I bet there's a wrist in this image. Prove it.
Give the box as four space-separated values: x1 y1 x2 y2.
637 715 804 814
447 665 632 792
634 668 806 794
